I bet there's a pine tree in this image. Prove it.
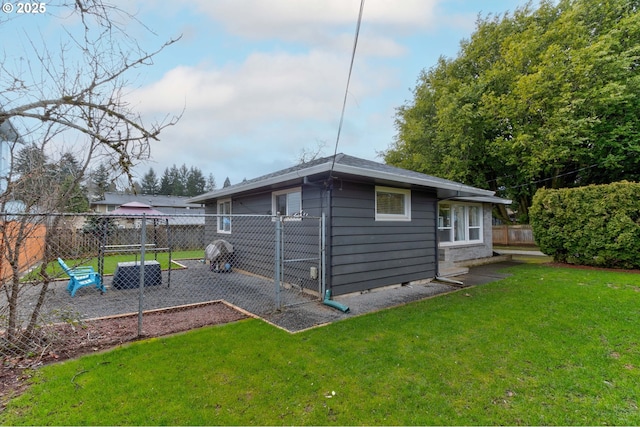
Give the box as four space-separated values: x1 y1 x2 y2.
140 167 160 194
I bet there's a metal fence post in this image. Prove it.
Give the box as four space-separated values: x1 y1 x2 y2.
321 213 326 300
274 216 282 310
138 214 146 336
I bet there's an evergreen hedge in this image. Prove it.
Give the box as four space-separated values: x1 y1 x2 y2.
530 181 640 269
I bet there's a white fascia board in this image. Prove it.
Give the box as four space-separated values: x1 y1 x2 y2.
331 163 496 197
449 195 513 205
187 163 333 203
188 161 498 204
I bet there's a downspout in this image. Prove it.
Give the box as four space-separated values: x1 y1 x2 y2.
320 176 349 313
324 289 350 313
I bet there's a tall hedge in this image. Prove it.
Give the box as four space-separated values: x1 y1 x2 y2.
530 181 640 269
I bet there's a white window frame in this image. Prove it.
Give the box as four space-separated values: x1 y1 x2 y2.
438 202 483 245
272 187 302 218
375 186 411 221
217 198 231 234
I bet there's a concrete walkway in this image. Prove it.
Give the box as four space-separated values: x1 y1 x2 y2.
264 259 522 333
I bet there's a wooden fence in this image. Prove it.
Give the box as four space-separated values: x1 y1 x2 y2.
48 224 207 259
492 225 536 246
0 220 47 281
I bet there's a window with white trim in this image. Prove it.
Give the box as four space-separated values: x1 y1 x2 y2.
438 202 483 244
375 186 411 221
217 199 231 233
272 188 302 216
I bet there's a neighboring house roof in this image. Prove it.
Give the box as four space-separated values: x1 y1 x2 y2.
188 153 511 204
108 202 166 217
92 192 203 209
0 118 22 143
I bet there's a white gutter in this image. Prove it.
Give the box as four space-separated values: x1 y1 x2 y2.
331 163 496 197
189 160 501 203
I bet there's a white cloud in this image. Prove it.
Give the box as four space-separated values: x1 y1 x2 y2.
125 0 456 185
129 42 398 183
191 0 438 39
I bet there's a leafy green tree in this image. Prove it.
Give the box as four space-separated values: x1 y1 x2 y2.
384 0 640 222
223 177 231 188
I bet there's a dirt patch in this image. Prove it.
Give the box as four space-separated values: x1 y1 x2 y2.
1 301 248 410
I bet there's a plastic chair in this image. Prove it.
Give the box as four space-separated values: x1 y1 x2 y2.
57 258 106 297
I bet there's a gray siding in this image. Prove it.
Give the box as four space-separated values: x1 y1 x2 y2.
329 181 437 296
203 186 323 294
202 179 439 296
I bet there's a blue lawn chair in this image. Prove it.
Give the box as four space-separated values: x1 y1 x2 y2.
57 258 106 297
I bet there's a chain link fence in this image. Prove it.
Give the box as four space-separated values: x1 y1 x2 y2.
1 212 324 360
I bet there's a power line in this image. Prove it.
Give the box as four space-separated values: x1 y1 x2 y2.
330 0 365 172
496 163 601 191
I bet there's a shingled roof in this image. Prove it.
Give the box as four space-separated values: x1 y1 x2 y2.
189 153 510 204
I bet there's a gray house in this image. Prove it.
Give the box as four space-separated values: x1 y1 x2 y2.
91 192 204 216
189 154 510 296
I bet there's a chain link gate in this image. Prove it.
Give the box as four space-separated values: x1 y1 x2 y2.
1 212 325 360
274 214 324 310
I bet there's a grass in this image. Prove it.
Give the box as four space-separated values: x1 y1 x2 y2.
28 250 203 280
3 263 640 425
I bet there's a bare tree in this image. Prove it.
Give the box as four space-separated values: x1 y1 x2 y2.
297 140 327 164
0 1 181 353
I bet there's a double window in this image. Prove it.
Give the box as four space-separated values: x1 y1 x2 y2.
375 186 411 221
438 202 482 244
217 199 231 233
273 188 302 217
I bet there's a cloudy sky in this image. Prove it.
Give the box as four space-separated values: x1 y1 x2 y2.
8 0 533 187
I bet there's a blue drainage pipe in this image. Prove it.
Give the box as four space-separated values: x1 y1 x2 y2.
323 290 350 313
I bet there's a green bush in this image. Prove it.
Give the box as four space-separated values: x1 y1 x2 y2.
530 181 640 268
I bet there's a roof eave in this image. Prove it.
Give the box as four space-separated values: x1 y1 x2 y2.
187 162 334 203
448 195 512 204
188 160 499 204
331 163 496 198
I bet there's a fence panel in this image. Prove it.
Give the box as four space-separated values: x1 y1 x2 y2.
1 212 323 360
492 225 536 246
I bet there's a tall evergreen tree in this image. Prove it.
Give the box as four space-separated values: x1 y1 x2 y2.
140 167 160 194
91 163 113 200
205 173 216 192
185 166 206 196
159 167 172 195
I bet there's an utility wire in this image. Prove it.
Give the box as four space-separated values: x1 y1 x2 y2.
490 162 601 191
330 0 365 172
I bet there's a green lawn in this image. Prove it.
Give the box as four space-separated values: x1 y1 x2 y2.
3 263 640 425
36 250 203 279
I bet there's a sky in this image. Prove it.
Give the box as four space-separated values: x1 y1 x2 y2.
5 0 535 188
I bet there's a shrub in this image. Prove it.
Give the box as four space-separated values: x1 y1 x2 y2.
530 181 640 268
